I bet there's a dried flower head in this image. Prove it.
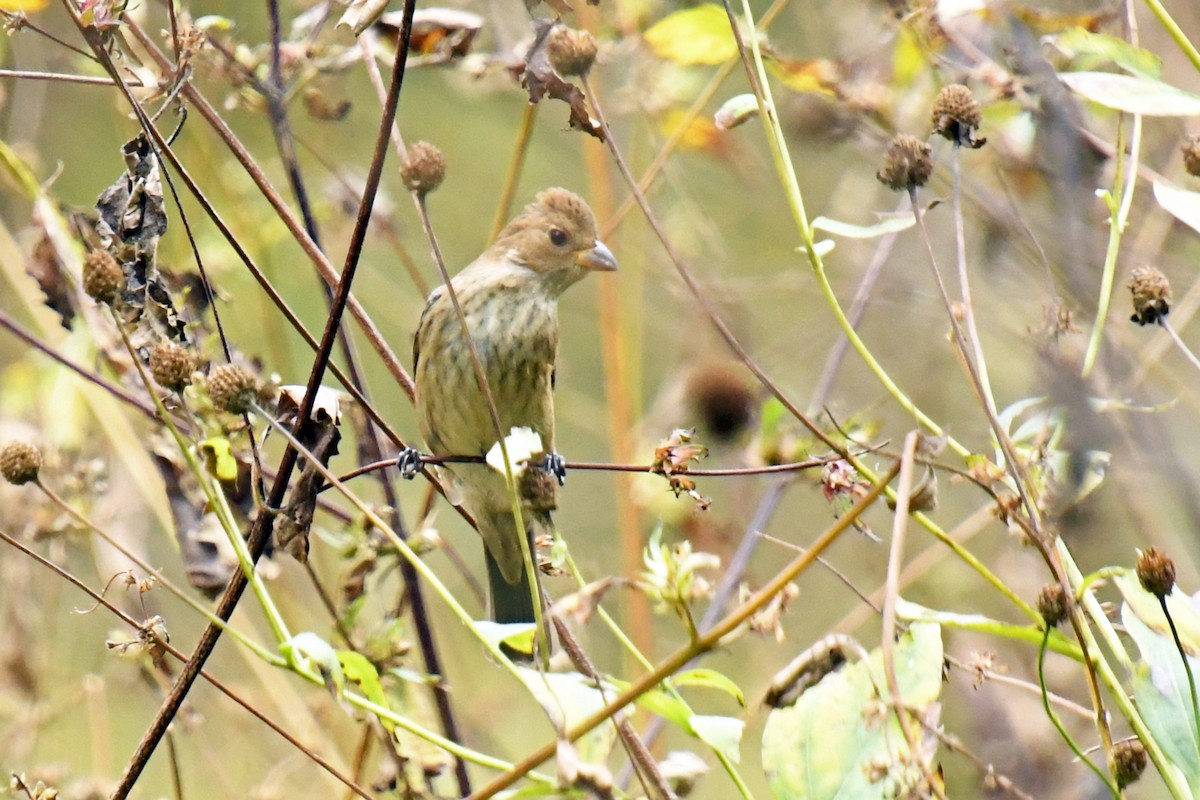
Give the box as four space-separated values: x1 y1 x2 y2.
877 134 933 191
149 340 195 390
547 25 598 77
400 141 446 196
931 83 986 148
1183 136 1200 178
1 441 42 485
1136 546 1176 599
1036 583 1067 627
1129 265 1171 326
82 249 124 304
1113 738 1147 788
208 364 259 414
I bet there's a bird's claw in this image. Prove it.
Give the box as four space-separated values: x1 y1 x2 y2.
542 452 567 486
396 447 423 479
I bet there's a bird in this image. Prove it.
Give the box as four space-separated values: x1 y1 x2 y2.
409 187 617 624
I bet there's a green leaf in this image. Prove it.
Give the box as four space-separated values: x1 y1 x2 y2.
475 620 536 655
198 436 239 482
1059 71 1200 116
338 651 392 732
1115 572 1200 655
812 214 915 239
1122 605 1200 790
1051 28 1161 78
1154 180 1200 237
515 668 618 764
688 714 744 763
762 623 944 800
674 668 746 707
644 5 737 66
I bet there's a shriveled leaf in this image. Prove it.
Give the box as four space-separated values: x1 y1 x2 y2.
644 5 737 66
762 622 943 800
374 8 483 62
1059 71 1200 116
1123 606 1200 789
337 0 389 36
519 20 603 140
1049 28 1160 79
26 226 75 329
812 214 915 239
1154 180 1200 237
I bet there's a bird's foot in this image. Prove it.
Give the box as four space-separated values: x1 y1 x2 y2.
542 452 567 486
396 447 424 479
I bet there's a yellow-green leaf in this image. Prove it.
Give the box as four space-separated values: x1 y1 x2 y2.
644 5 736 66
199 437 239 483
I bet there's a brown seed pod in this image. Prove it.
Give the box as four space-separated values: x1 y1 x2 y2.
400 141 446 196
208 364 259 414
877 134 933 191
547 25 598 77
1183 136 1200 177
82 250 124 304
931 83 985 148
1113 738 1147 788
149 340 195 391
1128 265 1171 326
1136 546 1176 599
1036 583 1067 627
0 441 42 485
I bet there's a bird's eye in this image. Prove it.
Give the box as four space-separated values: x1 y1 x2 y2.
548 228 568 247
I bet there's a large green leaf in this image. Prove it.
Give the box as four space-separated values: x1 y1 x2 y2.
762 623 943 800
644 5 737 65
1059 72 1200 116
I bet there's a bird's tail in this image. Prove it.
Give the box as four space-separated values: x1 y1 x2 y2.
475 506 543 625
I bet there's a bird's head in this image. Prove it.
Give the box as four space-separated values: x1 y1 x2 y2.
492 187 618 292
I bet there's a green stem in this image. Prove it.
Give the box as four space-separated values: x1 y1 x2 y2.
1142 0 1200 72
1082 112 1142 377
1038 628 1120 796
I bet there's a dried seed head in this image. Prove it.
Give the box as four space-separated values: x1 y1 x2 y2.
149 340 195 391
1036 583 1068 628
400 141 446 196
1183 136 1200 177
1136 546 1176 599
82 250 124 304
683 360 757 444
547 25 598 77
1128 265 1171 326
1113 738 1147 788
877 134 933 191
1 441 42 485
208 364 259 414
931 83 985 148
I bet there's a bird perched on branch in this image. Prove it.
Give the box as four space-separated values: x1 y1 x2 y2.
407 188 617 624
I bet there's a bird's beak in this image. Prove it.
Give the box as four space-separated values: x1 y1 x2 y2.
576 240 618 272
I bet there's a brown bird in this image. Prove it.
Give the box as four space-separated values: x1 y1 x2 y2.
409 188 617 623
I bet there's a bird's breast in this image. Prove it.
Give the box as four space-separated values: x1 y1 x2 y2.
416 282 559 457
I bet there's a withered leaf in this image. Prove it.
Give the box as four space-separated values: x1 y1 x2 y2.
519 20 603 140
27 228 75 329
96 133 167 260
375 8 483 63
274 386 344 562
